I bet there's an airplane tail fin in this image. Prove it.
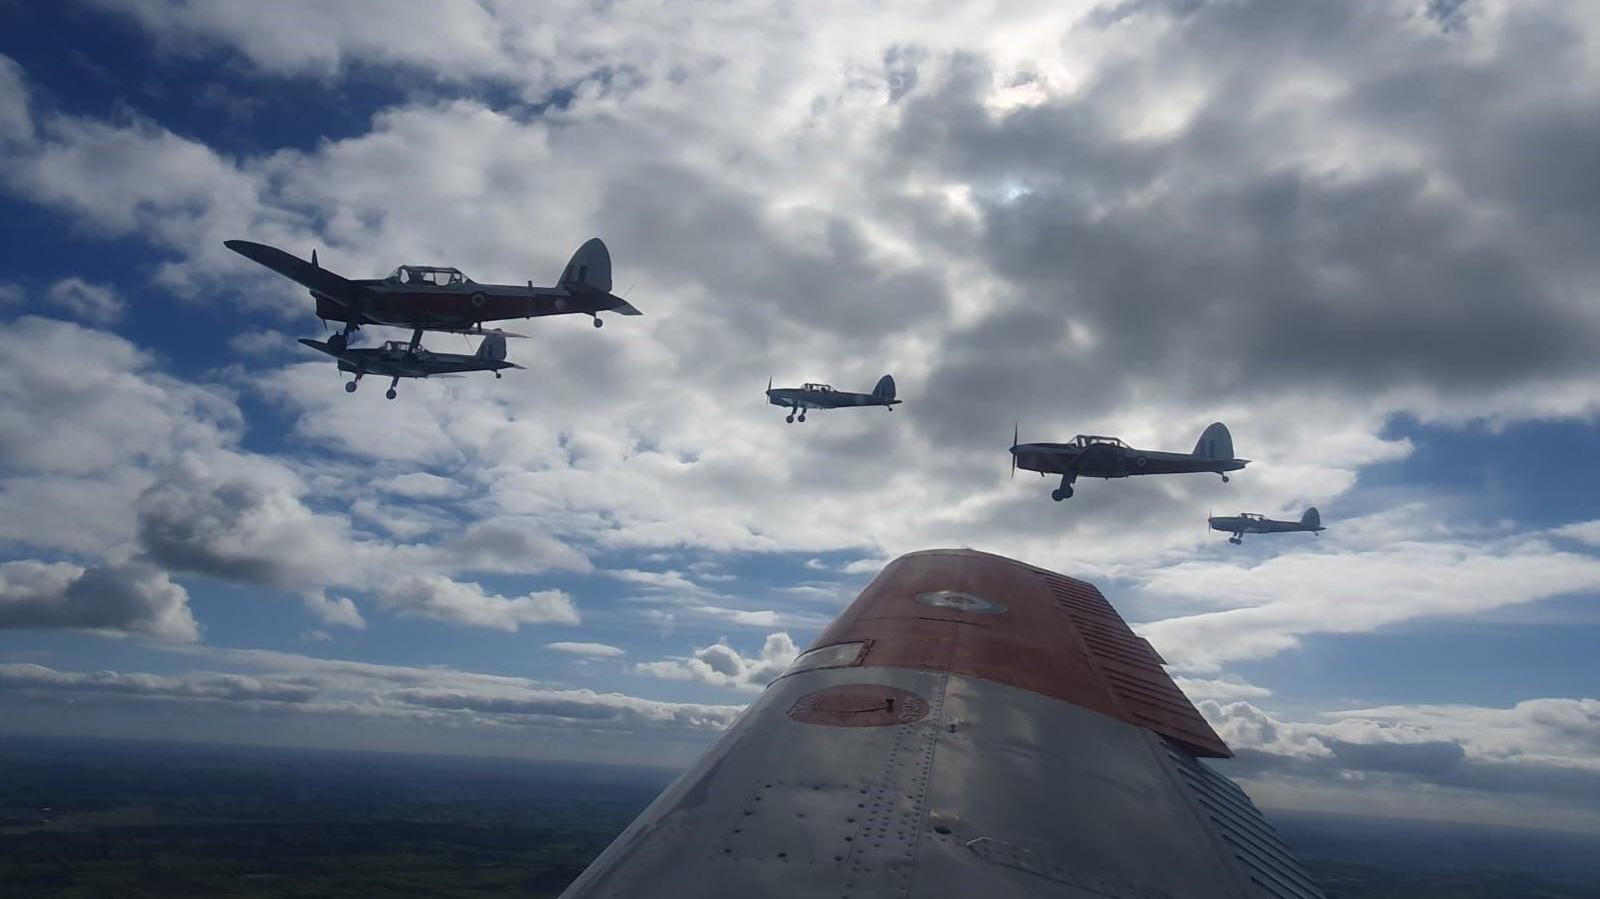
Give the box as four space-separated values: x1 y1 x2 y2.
1192 422 1234 460
559 238 613 293
872 374 897 402
1302 507 1322 530
475 330 508 363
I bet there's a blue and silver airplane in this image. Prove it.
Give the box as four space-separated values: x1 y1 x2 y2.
1209 507 1325 544
765 375 900 423
1011 422 1248 500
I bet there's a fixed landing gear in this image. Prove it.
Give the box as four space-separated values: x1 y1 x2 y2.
494 371 502 379
1051 473 1077 501
344 381 358 393
798 411 807 422
1220 473 1231 483
786 413 795 424
592 315 604 328
386 375 400 400
1229 535 1243 545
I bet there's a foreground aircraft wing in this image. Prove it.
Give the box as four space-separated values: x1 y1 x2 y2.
225 240 358 304
561 549 1323 899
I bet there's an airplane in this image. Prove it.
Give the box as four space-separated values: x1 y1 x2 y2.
1210 506 1325 544
1010 421 1248 500
558 548 1325 899
765 375 900 423
298 330 521 399
224 237 642 350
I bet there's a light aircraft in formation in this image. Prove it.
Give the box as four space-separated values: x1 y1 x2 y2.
1210 506 1325 544
765 374 900 423
224 237 641 349
299 330 521 399
1010 421 1248 500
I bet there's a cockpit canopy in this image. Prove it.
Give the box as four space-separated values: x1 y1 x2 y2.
380 340 428 354
386 265 472 286
1070 435 1129 449
1239 512 1267 521
801 383 835 392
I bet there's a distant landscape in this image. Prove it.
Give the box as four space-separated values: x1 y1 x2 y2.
2 736 1597 898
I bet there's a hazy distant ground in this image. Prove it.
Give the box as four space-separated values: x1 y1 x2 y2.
2 737 1597 898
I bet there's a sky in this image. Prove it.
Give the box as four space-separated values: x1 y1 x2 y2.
1 0 1599 835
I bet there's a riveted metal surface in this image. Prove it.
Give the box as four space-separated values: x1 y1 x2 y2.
560 550 1317 899
789 684 930 727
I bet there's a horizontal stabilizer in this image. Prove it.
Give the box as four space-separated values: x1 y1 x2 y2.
609 296 644 316
225 240 355 303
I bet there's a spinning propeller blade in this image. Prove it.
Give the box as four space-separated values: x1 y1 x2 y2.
1010 423 1019 478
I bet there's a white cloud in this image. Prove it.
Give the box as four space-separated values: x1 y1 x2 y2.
1137 534 1600 672
547 641 626 657
636 632 798 692
0 661 313 703
45 277 123 323
374 574 578 631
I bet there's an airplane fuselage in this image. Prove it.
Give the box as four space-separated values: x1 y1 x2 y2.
299 339 518 379
312 281 623 330
1011 442 1247 479
1207 515 1317 535
765 387 898 411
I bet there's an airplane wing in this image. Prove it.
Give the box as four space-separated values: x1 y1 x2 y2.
226 240 358 304
560 549 1324 899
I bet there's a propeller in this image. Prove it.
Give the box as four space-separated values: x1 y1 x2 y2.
1010 422 1019 478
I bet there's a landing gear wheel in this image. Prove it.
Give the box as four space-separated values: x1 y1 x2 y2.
344 381 358 393
593 317 604 328
1051 486 1073 501
786 414 795 423
1221 474 1230 483
495 372 502 379
385 388 397 400
798 413 806 422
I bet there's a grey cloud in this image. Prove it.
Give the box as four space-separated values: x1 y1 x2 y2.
0 559 198 642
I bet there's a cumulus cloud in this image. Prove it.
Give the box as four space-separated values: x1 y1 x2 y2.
0 559 198 642
374 574 578 631
547 641 626 657
45 277 123 323
636 632 799 692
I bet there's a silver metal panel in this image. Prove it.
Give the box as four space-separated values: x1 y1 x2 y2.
561 667 1313 898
